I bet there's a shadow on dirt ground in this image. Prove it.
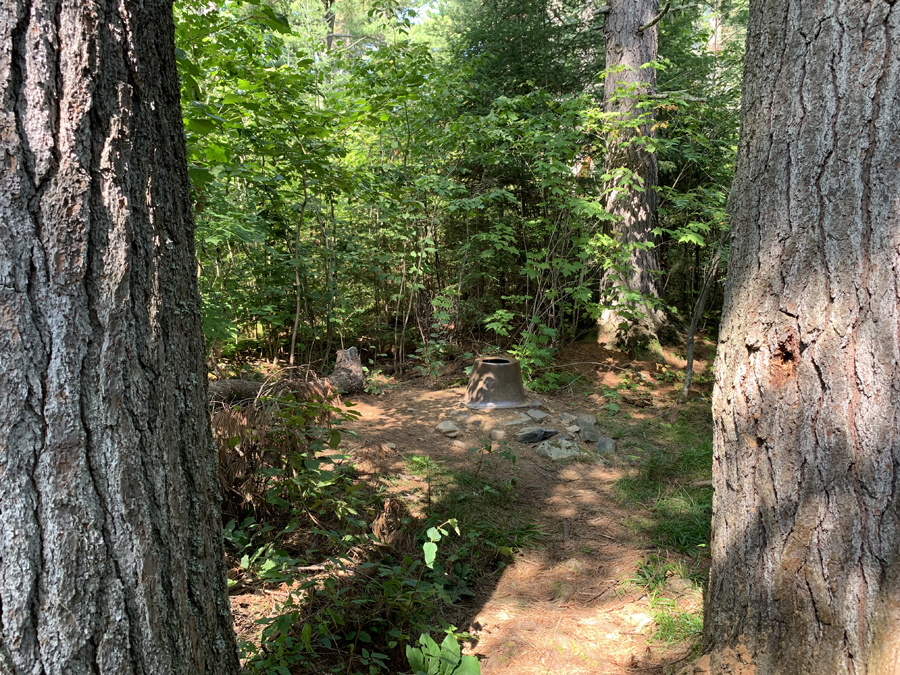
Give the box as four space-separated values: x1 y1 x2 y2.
337 339 715 675
226 339 715 675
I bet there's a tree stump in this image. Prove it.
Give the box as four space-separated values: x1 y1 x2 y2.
326 347 365 394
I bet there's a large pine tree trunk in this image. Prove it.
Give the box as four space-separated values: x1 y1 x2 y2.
598 0 665 344
0 2 239 673
706 1 900 672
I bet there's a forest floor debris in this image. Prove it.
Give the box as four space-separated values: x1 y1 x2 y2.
227 338 716 674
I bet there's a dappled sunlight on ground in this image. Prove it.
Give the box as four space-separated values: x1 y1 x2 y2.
340 355 709 673
225 339 713 673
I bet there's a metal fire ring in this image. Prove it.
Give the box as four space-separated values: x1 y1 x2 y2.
462 357 531 409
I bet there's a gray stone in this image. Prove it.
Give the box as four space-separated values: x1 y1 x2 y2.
515 427 558 444
565 425 580 433
385 442 397 450
501 413 532 426
630 612 655 635
576 413 598 427
559 558 587 574
490 429 506 441
435 421 461 437
526 408 549 421
559 413 576 423
578 422 601 443
595 437 617 454
667 578 695 594
534 439 584 461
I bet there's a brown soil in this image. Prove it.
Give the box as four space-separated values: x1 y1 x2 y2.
230 338 716 675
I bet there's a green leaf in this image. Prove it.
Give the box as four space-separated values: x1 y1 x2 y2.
185 117 217 136
300 622 312 650
439 633 461 660
258 6 292 34
407 644 426 672
677 231 707 246
423 542 437 568
188 166 215 188
456 654 482 675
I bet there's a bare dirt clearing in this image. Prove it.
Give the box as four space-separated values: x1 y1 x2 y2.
339 344 713 674
228 340 715 674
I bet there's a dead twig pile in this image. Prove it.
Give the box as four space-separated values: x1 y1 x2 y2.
210 371 341 517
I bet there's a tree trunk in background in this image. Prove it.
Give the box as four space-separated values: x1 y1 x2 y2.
323 0 337 50
0 1 239 673
706 1 900 672
598 0 665 348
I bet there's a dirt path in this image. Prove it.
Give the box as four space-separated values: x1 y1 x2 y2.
343 373 706 675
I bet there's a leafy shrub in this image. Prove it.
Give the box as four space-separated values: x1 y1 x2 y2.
227 398 536 674
406 632 480 675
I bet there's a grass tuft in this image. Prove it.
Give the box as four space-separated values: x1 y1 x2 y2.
652 610 703 648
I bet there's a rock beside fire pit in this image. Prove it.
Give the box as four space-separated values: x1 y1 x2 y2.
435 421 461 437
535 439 586 461
576 420 601 443
515 427 558 444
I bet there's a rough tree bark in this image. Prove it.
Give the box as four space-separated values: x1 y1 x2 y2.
0 1 239 673
598 0 666 346
706 1 900 673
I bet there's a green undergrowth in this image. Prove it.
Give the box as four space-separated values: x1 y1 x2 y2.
609 404 712 662
614 404 713 555
403 445 544 583
653 610 703 650
223 399 538 675
620 554 705 660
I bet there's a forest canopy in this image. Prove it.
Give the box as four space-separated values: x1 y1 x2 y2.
176 0 746 383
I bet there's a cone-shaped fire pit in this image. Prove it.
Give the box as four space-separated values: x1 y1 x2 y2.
463 357 530 409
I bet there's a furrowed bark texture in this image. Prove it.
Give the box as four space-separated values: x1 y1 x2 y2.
707 0 900 672
598 0 664 338
0 1 239 673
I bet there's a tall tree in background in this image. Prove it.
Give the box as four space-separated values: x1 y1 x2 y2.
707 0 900 671
598 0 667 345
0 1 239 672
